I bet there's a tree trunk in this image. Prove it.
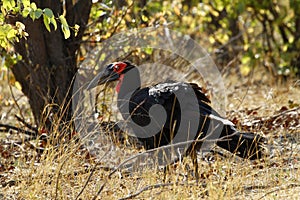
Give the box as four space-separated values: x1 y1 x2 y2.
8 0 92 131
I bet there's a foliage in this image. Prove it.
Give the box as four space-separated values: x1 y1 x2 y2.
0 0 75 68
84 0 300 77
1 0 300 76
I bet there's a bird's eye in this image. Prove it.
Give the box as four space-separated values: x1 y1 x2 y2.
111 62 126 73
114 65 119 71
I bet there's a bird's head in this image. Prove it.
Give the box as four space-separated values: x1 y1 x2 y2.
97 61 135 85
87 61 137 92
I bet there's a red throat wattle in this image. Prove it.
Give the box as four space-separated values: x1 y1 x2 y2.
116 74 124 93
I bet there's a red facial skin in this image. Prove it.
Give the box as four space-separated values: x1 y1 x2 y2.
113 62 127 74
113 62 127 93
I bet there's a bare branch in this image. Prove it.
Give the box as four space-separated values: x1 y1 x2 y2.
119 182 200 200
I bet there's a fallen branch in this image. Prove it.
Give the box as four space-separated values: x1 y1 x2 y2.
258 183 300 200
15 114 38 133
91 135 235 199
0 123 37 136
255 106 300 124
119 182 200 200
268 106 300 120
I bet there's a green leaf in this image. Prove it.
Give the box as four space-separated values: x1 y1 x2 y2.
7 29 17 39
2 0 16 11
35 8 43 19
22 7 32 18
50 17 57 30
22 0 31 8
0 41 6 49
241 55 251 64
30 10 35 20
141 15 148 22
59 15 70 39
143 47 153 55
43 14 51 32
42 9 57 32
30 2 37 10
59 15 68 28
43 8 54 18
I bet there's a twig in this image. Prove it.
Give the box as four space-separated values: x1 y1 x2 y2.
3 138 34 146
15 114 38 133
0 123 37 136
119 182 199 200
236 64 255 110
81 2 133 45
92 183 106 200
109 2 134 37
25 142 46 154
265 106 300 121
54 157 70 200
1 180 17 187
10 141 25 151
257 183 300 200
7 69 25 120
75 164 100 200
243 185 272 191
250 106 300 127
75 149 110 200
72 165 114 177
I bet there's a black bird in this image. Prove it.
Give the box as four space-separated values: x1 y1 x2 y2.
89 61 265 178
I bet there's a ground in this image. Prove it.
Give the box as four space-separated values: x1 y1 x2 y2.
0 67 299 199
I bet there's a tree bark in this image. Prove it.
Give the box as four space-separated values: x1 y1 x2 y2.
8 0 92 130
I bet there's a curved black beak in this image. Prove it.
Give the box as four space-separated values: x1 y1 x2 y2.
87 69 119 90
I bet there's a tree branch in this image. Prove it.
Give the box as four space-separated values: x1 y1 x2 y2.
119 182 199 200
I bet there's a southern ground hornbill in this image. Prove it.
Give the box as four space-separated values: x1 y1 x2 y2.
89 61 266 179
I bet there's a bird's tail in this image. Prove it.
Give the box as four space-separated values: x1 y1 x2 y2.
216 126 266 160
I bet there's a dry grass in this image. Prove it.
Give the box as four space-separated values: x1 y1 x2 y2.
1 67 300 199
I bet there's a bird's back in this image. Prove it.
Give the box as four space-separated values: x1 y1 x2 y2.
122 81 212 149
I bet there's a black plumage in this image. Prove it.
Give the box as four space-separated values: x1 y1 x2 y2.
90 61 266 178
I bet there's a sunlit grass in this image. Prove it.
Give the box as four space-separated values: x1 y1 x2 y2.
1 70 300 199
